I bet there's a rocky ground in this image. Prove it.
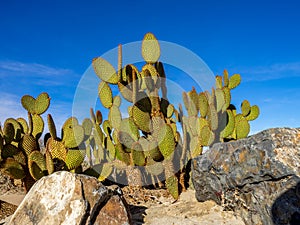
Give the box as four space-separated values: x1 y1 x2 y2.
0 172 245 225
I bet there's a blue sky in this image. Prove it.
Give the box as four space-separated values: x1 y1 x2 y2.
0 0 300 135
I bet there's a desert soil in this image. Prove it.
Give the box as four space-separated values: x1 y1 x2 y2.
0 173 245 225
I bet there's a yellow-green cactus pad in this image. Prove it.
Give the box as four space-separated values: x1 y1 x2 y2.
132 104 152 133
32 114 44 139
142 32 160 64
98 81 113 109
131 142 146 166
246 105 260 121
62 117 85 149
45 150 54 174
65 149 85 170
92 57 119 84
228 74 241 90
223 70 229 87
2 144 19 158
215 75 223 89
109 105 122 130
20 134 37 156
1 158 26 179
4 118 23 141
215 88 225 112
21 92 50 115
3 122 15 144
236 116 250 139
47 114 57 139
17 117 28 134
165 175 179 200
221 109 235 138
198 92 208 118
98 163 113 182
46 137 67 161
158 124 176 160
241 100 251 117
28 150 47 180
200 125 215 146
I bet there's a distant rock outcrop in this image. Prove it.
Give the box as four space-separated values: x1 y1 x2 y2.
8 171 131 225
192 128 300 225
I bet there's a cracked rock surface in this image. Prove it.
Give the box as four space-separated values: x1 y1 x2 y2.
192 128 300 225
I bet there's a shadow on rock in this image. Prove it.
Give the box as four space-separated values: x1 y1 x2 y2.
271 182 300 225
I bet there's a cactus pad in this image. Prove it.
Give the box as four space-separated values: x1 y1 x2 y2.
93 57 119 84
98 81 113 109
158 124 176 160
142 32 160 64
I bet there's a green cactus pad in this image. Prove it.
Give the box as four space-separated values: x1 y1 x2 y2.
20 134 38 156
62 117 85 149
215 88 226 112
105 137 116 160
17 117 28 134
215 75 223 89
3 122 15 144
98 163 113 181
235 116 250 139
146 159 164 176
228 74 241 89
46 137 67 160
190 136 203 158
2 144 19 158
21 93 50 115
165 175 179 200
98 81 113 109
13 151 26 166
1 158 26 179
82 118 93 138
158 124 176 160
35 92 51 115
222 87 231 110
92 57 119 84
4 118 23 141
28 151 47 180
188 87 199 113
109 105 122 130
131 142 146 166
198 92 209 118
208 103 218 131
221 109 235 138
117 131 135 149
118 81 133 103
119 118 140 141
113 95 122 107
47 114 57 139
223 70 229 87
142 32 160 64
45 150 54 174
65 149 85 170
32 114 44 139
21 95 35 114
246 105 260 121
200 125 215 146
241 100 251 117
132 104 152 133
147 139 163 161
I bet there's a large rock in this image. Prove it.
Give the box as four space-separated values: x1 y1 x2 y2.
8 171 131 225
192 128 300 225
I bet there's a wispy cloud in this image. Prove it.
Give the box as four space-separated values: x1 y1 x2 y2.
232 62 300 81
0 60 80 87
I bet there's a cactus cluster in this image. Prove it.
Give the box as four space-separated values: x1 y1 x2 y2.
90 33 183 198
0 32 260 199
0 93 87 191
181 70 260 159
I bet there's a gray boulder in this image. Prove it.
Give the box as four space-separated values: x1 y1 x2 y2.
192 128 300 225
8 171 131 225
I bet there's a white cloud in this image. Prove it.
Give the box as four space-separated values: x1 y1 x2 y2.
231 61 300 81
